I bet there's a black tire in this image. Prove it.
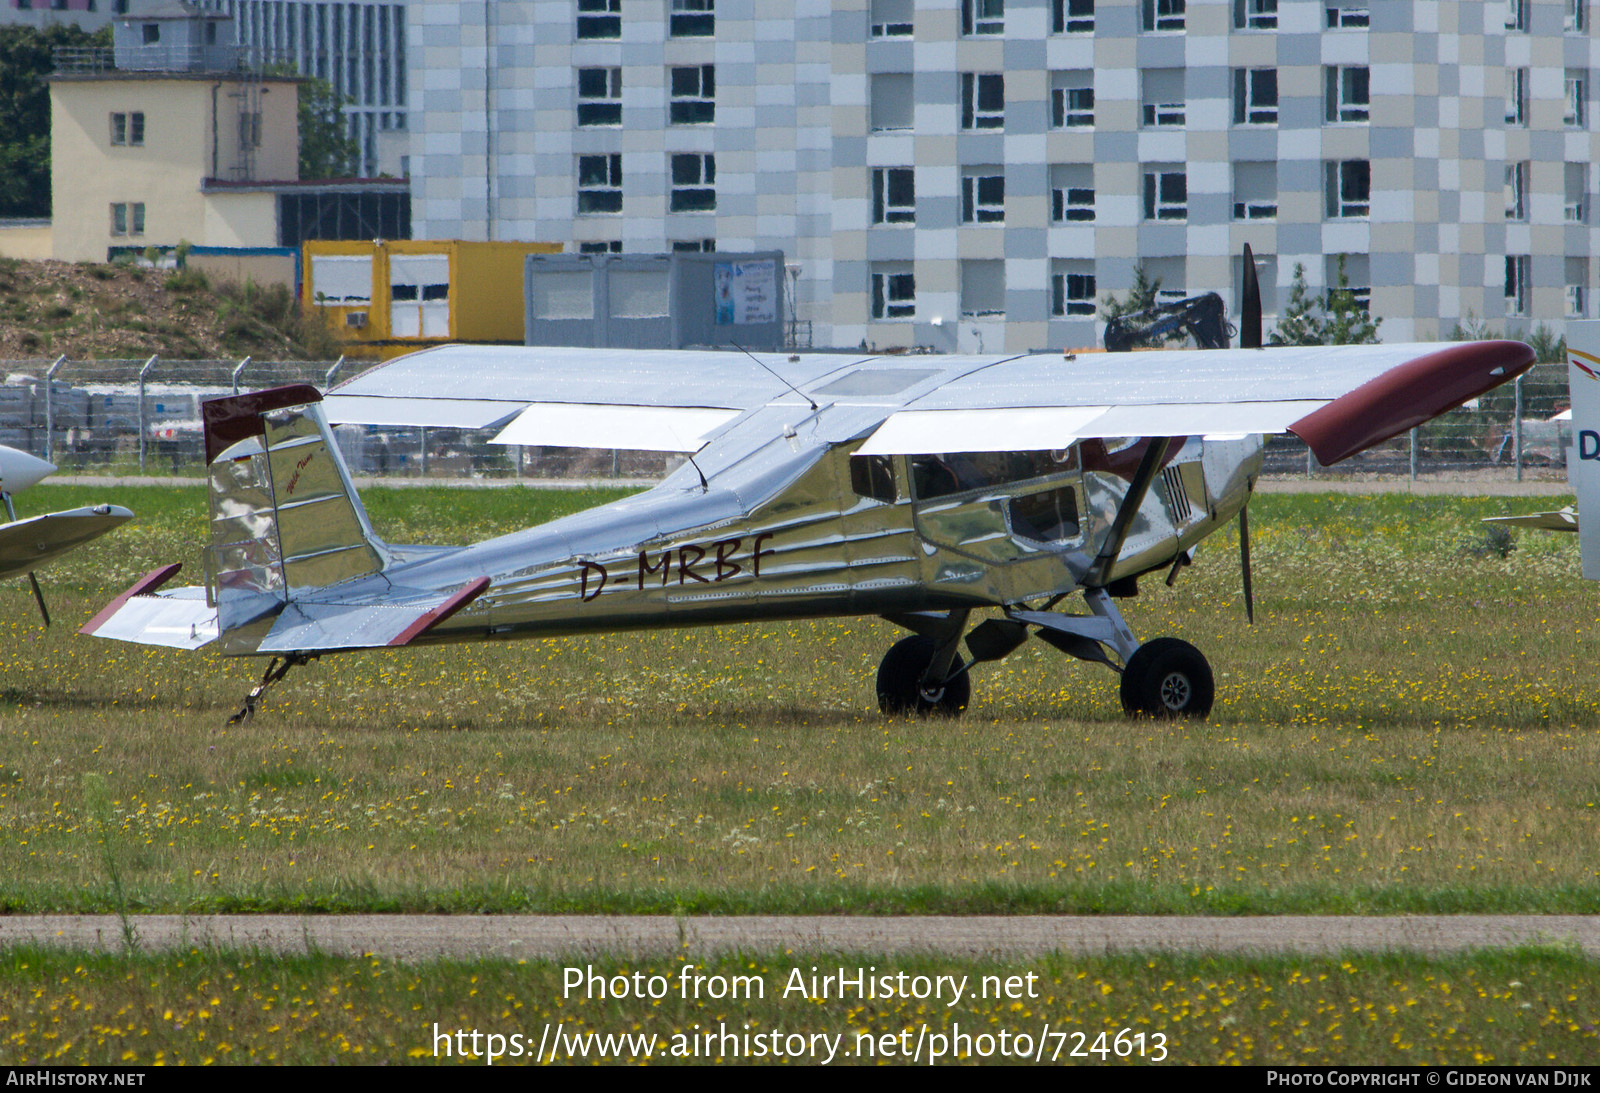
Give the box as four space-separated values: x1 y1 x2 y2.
1119 637 1214 719
876 635 970 717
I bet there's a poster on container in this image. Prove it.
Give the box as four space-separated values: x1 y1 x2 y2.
714 260 777 325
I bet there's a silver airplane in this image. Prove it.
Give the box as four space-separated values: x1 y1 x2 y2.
0 445 132 623
82 332 1533 723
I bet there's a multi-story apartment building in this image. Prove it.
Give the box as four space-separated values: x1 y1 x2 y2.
409 0 1600 350
195 0 407 177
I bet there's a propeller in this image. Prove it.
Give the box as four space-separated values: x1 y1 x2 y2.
1239 243 1262 349
1239 503 1255 625
1 491 49 627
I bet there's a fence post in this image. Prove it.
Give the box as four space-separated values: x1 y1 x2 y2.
136 354 157 475
419 426 427 476
1514 374 1524 483
42 355 65 463
231 356 252 395
323 354 346 392
1409 426 1418 481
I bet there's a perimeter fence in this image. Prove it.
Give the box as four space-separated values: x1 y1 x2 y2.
0 356 1574 484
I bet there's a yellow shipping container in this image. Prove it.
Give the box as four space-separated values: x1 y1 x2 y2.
302 239 562 358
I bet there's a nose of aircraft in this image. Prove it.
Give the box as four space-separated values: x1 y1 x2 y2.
0 445 56 494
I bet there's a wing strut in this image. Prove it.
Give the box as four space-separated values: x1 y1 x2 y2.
1084 437 1172 589
2 492 47 626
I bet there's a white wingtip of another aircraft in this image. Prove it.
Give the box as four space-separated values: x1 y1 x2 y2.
0 445 56 494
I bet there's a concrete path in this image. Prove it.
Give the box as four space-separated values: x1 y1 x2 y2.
2 915 1596 961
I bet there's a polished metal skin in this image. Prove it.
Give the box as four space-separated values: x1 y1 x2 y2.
82 341 1533 720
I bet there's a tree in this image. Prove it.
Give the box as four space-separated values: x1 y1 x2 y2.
1321 254 1381 345
1268 263 1322 346
1268 256 1383 346
296 76 361 179
0 23 107 217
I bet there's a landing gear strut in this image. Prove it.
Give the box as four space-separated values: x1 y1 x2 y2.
227 654 313 725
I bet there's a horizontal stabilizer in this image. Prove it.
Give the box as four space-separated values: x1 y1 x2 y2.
0 504 134 583
80 565 218 649
255 577 490 654
1483 508 1579 532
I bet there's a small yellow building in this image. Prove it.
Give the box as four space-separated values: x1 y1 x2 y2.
303 239 562 357
48 66 301 263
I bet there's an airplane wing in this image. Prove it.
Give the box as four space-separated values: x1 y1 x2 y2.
326 341 1534 466
323 345 893 452
856 341 1536 465
1483 508 1579 532
0 504 134 583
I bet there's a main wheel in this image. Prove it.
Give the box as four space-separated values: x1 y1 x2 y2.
1119 637 1214 719
876 635 970 717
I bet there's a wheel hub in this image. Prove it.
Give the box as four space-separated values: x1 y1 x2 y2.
1158 671 1191 710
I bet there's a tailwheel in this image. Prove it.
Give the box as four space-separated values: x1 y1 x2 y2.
876 635 970 717
1118 637 1213 719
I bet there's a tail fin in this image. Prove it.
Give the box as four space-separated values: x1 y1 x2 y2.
1567 321 1600 579
202 385 388 636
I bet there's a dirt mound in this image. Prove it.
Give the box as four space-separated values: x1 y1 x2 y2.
0 258 340 360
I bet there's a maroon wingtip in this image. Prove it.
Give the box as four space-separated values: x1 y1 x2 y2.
201 384 324 465
80 563 183 636
1290 340 1536 466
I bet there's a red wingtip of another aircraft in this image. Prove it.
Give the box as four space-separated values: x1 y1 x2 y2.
80 563 183 636
1290 340 1537 466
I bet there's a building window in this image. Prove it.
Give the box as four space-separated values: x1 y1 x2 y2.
670 65 715 124
1324 66 1369 122
1567 163 1589 222
1324 159 1370 218
577 68 622 127
872 167 915 225
1051 261 1096 317
669 0 713 37
1568 257 1589 318
961 167 1005 224
1053 0 1093 33
109 202 144 236
1233 161 1277 220
670 153 716 212
1143 69 1186 127
1050 71 1094 128
871 73 914 131
871 262 915 319
960 259 1006 318
961 72 1004 130
1232 68 1277 125
1145 256 1187 305
1505 161 1529 221
1505 255 1531 317
141 23 160 44
962 0 1003 35
1506 68 1529 127
1050 164 1094 222
1142 0 1184 32
1568 0 1587 32
1326 253 1371 311
1325 2 1369 28
1566 70 1587 128
672 239 717 252
578 241 623 254
1506 0 1528 31
577 154 623 214
577 0 621 39
110 111 144 146
871 0 913 37
1143 165 1187 220
1235 0 1277 29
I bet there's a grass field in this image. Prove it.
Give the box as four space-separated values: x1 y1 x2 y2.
1 484 1597 918
2 945 1597 1065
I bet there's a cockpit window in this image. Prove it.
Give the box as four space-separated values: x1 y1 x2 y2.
911 448 1079 500
849 453 898 503
1009 486 1081 544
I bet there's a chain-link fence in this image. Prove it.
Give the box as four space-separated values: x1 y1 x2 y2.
0 357 1574 484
